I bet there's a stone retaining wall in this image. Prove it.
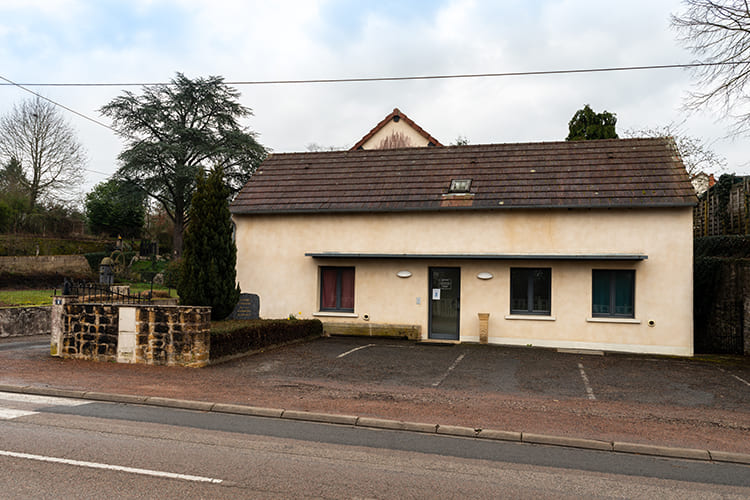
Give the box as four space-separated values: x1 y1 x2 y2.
323 322 420 340
0 255 91 275
52 297 211 367
0 306 51 337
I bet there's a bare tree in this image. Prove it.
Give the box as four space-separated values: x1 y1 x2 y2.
305 143 344 152
672 1 750 134
623 125 727 176
0 96 86 208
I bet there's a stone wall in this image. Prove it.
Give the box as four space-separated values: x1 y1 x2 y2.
0 306 51 338
61 304 119 362
133 306 210 366
323 322 420 340
55 300 211 367
0 255 91 275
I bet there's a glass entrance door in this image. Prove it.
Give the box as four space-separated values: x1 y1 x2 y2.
429 267 460 340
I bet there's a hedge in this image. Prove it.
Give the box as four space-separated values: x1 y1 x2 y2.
210 319 323 361
0 235 109 257
694 235 750 259
693 236 750 354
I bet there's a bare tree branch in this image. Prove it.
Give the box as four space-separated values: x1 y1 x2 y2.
672 0 750 135
623 124 727 176
0 96 86 208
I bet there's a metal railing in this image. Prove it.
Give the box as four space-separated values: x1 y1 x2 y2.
57 280 152 305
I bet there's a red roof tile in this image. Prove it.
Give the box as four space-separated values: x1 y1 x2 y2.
231 138 697 214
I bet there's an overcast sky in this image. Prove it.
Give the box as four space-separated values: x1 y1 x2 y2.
1 0 747 196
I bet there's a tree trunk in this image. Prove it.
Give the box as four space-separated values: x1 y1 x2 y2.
173 208 185 258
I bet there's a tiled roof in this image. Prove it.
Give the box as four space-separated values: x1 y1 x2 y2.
350 108 443 150
231 138 697 214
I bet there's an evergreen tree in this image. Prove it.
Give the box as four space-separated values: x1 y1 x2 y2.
178 166 240 320
566 104 618 141
85 178 146 237
101 73 267 256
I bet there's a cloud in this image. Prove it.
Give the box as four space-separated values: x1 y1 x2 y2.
0 0 746 196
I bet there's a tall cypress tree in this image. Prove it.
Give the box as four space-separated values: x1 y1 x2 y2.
178 166 240 320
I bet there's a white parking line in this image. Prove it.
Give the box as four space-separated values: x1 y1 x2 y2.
716 368 750 388
577 363 596 400
432 353 466 387
337 344 376 359
0 450 223 484
0 392 89 406
0 408 38 420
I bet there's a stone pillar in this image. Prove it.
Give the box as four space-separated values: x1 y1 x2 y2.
117 306 137 363
50 295 77 356
478 313 490 344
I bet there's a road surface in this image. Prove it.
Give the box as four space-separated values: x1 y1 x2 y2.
0 391 748 499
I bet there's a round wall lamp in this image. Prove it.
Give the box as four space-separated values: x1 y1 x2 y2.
396 270 412 278
477 272 493 280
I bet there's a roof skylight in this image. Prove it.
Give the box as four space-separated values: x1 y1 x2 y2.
449 179 472 193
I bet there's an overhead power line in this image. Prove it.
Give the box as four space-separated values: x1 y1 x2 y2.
0 61 741 88
0 74 125 136
3 61 738 183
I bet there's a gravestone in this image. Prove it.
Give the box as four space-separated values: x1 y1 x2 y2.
228 293 260 320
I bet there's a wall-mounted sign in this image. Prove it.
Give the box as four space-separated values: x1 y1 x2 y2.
432 288 441 300
439 278 452 290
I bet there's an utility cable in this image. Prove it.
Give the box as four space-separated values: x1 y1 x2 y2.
0 61 741 87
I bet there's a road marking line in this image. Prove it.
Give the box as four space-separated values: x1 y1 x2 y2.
732 375 750 387
0 392 89 406
337 344 376 358
0 408 38 420
0 450 223 484
577 363 596 400
432 353 466 387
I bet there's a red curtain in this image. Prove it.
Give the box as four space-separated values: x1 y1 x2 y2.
321 268 337 309
340 268 355 309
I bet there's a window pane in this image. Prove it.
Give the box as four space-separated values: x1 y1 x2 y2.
592 271 610 315
510 268 528 312
340 268 355 310
321 268 337 309
532 269 551 313
614 271 634 317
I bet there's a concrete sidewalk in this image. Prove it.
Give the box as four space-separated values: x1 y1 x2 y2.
1 334 749 461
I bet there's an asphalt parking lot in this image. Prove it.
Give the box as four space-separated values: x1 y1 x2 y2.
224 335 750 411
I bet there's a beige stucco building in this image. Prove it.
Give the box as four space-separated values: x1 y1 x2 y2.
231 123 696 355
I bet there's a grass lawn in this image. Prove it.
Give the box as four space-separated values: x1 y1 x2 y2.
0 289 56 307
127 283 179 298
0 284 178 307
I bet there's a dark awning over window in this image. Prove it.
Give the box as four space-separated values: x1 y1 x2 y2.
305 252 647 261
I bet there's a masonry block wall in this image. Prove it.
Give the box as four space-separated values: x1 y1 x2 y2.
134 306 211 366
58 303 211 367
62 304 119 361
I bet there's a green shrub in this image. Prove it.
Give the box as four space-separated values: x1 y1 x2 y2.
84 252 109 273
162 259 182 288
210 319 323 360
0 201 12 233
